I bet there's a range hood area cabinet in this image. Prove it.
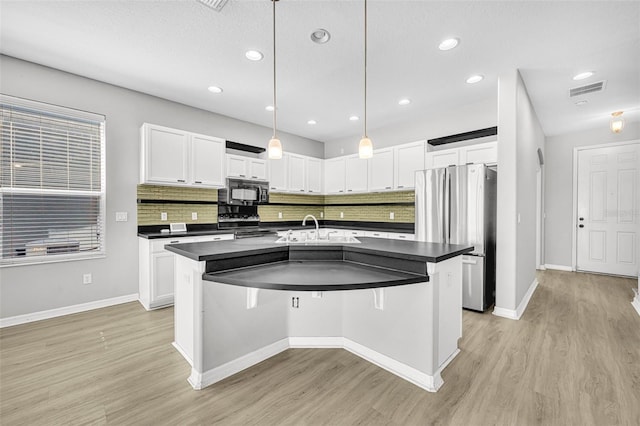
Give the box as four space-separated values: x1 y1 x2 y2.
226 154 267 180
268 153 323 194
140 123 225 188
425 141 497 169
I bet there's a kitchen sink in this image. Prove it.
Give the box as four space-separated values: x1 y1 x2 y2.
275 235 361 244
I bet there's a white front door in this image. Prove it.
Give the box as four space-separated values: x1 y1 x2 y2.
576 142 640 277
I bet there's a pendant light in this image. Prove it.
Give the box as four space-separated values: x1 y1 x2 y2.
268 0 283 159
358 0 373 159
610 111 625 134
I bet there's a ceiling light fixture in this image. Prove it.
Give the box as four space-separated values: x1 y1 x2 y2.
398 98 411 106
245 50 264 61
268 0 282 160
307 120 317 125
573 71 594 81
310 28 331 44
349 115 359 121
265 105 275 111
438 38 459 51
207 86 223 93
466 75 483 84
610 111 625 133
358 0 373 159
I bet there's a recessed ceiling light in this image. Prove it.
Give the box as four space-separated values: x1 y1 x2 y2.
310 28 331 44
466 75 484 84
575 100 588 106
438 38 459 51
207 86 223 93
573 71 594 81
245 50 264 61
307 120 317 125
398 98 411 106
349 115 360 121
265 105 275 111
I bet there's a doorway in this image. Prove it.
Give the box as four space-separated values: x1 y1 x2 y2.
573 140 640 277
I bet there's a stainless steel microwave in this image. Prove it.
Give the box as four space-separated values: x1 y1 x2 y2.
219 178 269 205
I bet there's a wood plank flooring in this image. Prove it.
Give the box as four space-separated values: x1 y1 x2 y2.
1 270 638 425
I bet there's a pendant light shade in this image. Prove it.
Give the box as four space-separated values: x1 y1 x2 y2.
358 0 373 159
610 111 625 134
268 0 282 159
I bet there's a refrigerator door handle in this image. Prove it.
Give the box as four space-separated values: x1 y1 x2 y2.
462 258 478 265
443 169 450 242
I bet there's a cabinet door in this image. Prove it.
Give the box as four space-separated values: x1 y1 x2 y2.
368 148 394 191
268 155 288 191
425 149 459 169
324 158 346 194
395 141 425 189
461 141 498 165
150 251 175 308
288 154 306 192
248 159 267 180
142 124 189 185
226 155 248 178
306 158 323 193
345 155 368 193
191 134 225 187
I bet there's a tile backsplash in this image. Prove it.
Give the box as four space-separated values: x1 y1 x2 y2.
137 185 415 226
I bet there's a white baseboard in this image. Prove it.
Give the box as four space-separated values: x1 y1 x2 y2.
188 338 290 390
493 279 539 321
289 336 344 348
544 264 573 272
172 342 193 367
632 289 640 317
0 294 139 328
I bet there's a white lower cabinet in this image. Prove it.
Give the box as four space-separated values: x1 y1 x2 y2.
139 234 233 310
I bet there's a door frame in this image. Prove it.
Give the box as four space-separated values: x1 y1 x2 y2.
571 139 640 271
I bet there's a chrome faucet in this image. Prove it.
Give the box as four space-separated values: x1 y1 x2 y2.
302 214 319 240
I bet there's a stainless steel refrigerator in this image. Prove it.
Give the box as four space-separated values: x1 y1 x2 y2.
415 164 497 311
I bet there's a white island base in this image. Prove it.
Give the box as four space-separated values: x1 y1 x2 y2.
173 255 462 393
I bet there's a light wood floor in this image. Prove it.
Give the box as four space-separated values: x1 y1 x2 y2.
1 270 638 425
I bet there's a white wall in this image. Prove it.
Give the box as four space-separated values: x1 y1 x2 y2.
0 55 324 319
544 122 640 268
495 70 545 314
323 98 497 158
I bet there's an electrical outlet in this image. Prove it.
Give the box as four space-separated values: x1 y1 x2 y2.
320 212 324 218
161 212 167 221
192 212 198 220
389 212 395 220
278 212 283 219
115 212 128 222
83 273 92 285
340 212 344 219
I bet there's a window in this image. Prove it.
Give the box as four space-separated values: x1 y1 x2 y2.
0 94 106 266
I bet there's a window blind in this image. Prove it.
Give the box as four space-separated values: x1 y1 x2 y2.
0 94 106 266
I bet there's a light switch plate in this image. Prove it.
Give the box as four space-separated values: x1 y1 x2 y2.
191 212 198 220
115 212 128 222
161 212 168 221
340 212 344 219
389 212 395 220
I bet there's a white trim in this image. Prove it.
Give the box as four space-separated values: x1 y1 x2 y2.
571 139 640 272
289 336 344 348
0 294 138 328
544 264 573 272
172 342 193 367
188 338 289 390
493 279 539 320
632 296 640 317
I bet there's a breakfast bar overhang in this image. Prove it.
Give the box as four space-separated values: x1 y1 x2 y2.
166 237 473 392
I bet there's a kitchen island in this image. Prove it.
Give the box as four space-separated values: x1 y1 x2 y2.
166 236 472 392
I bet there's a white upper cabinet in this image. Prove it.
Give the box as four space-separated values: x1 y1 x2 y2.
324 157 346 194
394 141 425 190
288 154 307 192
268 154 288 191
345 155 368 193
226 154 267 180
368 148 394 191
425 141 498 169
140 123 224 188
306 158 323 193
461 141 498 166
191 134 225 187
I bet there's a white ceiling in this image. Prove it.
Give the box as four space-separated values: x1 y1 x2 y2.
1 0 639 144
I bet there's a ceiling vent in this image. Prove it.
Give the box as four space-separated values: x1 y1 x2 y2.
569 80 606 97
197 0 229 12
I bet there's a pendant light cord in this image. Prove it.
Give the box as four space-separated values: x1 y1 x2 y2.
272 0 277 138
363 0 368 139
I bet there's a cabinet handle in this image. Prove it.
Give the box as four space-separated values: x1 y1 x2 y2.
309 190 313 193
170 240 179 243
251 176 258 179
339 190 344 193
239 174 246 177
347 189 353 192
397 185 404 188
177 179 186 183
194 181 202 184
271 187 277 190
300 189 305 192
399 235 406 239
213 237 221 241
385 186 391 189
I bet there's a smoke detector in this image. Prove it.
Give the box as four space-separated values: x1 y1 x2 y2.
569 80 606 97
197 0 229 12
